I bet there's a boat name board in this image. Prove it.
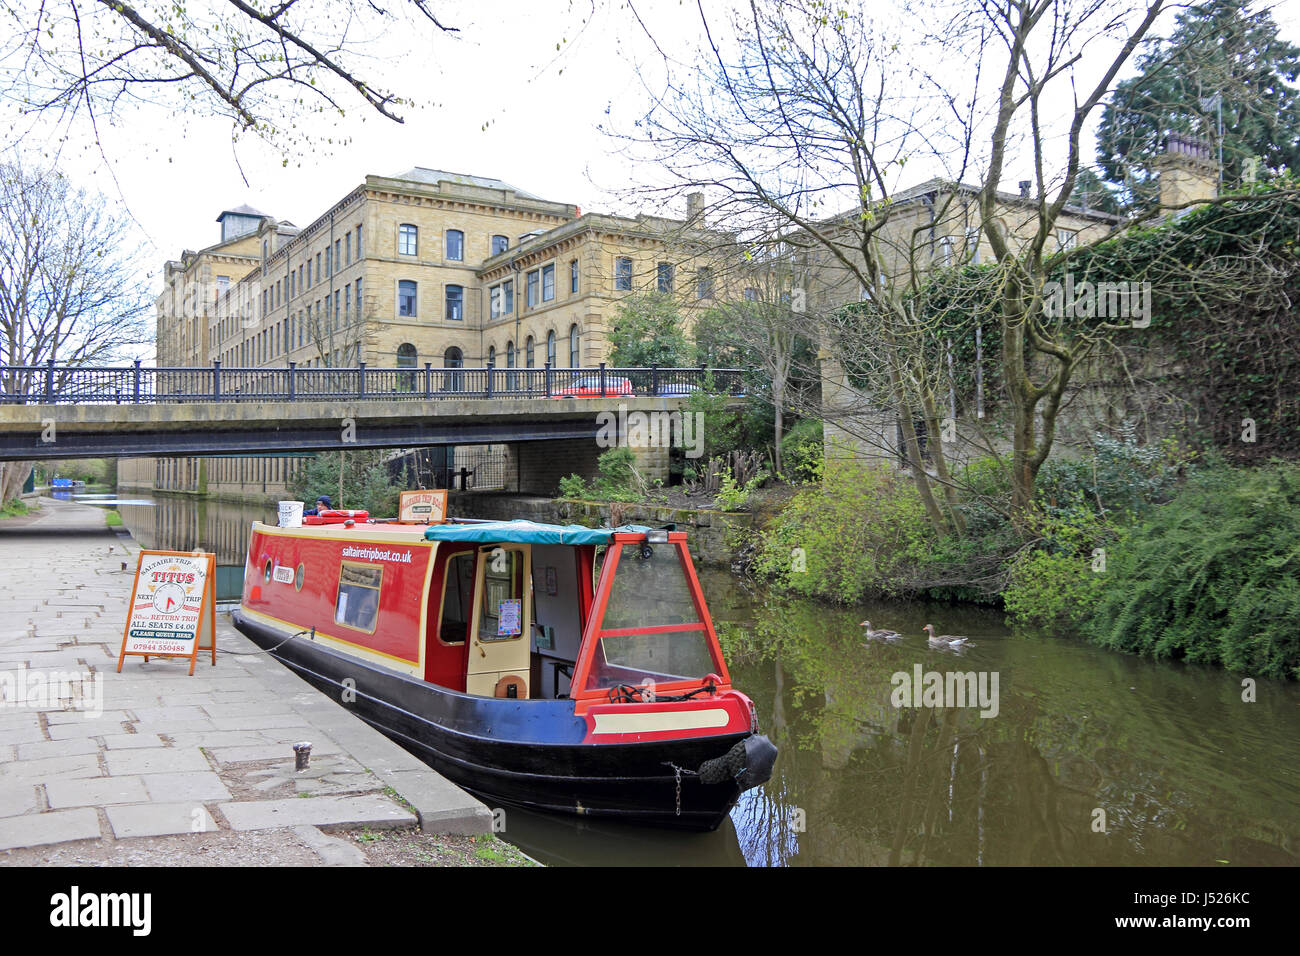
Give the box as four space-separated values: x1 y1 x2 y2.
339 545 414 564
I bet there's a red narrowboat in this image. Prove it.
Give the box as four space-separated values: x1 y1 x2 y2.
231 515 776 830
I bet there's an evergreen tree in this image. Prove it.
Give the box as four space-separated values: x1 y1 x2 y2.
1097 0 1300 205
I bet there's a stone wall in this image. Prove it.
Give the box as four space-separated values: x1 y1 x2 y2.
448 491 752 567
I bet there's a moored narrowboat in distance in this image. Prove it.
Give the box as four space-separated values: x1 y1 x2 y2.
231 502 776 830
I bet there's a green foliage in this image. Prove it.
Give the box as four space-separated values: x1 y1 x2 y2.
559 448 642 502
104 510 123 527
1083 463 1300 679
0 497 31 518
289 451 402 517
748 458 931 604
779 418 825 482
557 474 589 499
607 293 692 367
1036 422 1183 520
1003 502 1123 630
716 470 767 511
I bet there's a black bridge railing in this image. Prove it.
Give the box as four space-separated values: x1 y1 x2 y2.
0 362 747 405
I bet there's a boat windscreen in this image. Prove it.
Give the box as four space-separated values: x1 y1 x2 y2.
588 543 719 688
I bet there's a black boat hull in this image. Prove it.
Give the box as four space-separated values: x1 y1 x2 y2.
232 610 769 830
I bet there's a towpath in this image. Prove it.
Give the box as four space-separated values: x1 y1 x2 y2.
0 496 496 865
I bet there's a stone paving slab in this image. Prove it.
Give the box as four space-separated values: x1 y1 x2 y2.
0 808 101 850
0 753 102 784
142 771 232 803
0 784 38 818
106 803 217 839
103 747 211 775
219 794 417 832
46 775 149 809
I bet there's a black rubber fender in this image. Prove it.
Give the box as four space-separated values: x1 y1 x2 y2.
697 734 778 787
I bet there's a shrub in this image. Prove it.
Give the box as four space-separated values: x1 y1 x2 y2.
1003 500 1123 630
779 418 825 482
748 458 931 603
1083 463 1300 679
557 474 588 499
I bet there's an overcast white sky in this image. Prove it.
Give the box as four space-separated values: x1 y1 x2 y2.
9 0 1300 296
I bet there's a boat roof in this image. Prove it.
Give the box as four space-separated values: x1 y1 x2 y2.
423 520 652 546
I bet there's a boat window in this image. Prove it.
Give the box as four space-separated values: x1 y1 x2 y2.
438 552 475 645
294 563 305 591
335 562 382 633
588 544 717 688
479 548 524 643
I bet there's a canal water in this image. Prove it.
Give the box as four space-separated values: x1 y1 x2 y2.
85 491 1300 866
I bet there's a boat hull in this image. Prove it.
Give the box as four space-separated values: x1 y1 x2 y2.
232 609 765 830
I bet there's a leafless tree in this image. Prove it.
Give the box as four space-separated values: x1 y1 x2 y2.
1 0 460 147
0 160 151 501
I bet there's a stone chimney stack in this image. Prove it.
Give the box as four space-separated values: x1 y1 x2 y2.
1155 132 1218 212
686 192 704 221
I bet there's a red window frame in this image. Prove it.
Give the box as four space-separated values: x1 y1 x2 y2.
569 532 730 707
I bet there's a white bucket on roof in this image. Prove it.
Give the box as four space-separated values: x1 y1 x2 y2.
278 501 304 527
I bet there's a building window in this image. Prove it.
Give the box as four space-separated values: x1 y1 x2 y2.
1057 228 1078 251
615 257 633 291
399 224 418 257
657 262 674 293
525 336 535 368
397 343 418 368
446 284 463 321
492 235 509 256
541 263 555 302
444 347 463 368
487 345 496 366
506 341 516 368
398 280 417 317
217 275 230 292
570 259 579 294
490 284 503 319
546 330 556 366
355 278 362 319
743 287 757 301
965 228 981 264
345 234 352 265
569 324 580 367
446 229 464 261
357 224 363 257
526 269 539 308
696 267 714 300
315 253 321 282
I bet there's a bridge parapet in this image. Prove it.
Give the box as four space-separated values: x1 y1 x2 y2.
0 362 745 405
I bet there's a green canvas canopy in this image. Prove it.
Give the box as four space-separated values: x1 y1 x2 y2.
423 520 653 546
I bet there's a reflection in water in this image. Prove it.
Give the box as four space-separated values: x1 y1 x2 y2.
106 495 1300 866
706 571 1300 867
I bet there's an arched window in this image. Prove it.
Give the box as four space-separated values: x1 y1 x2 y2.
443 347 463 393
396 343 418 367
569 324 580 367
446 229 464 261
525 336 535 368
487 345 496 367
546 330 556 366
506 341 516 368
